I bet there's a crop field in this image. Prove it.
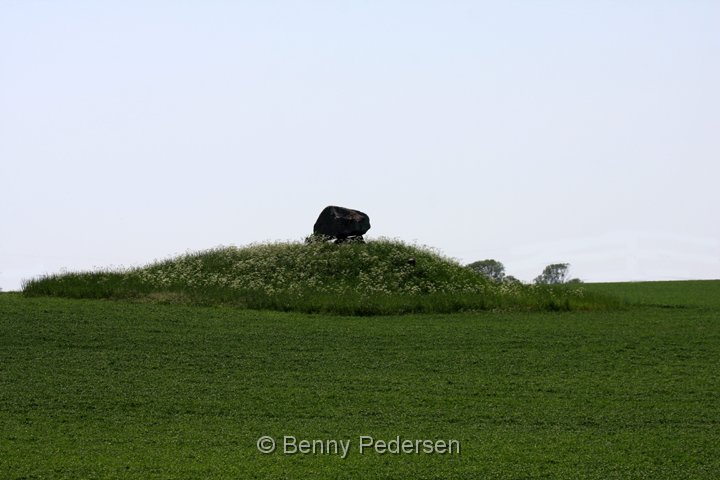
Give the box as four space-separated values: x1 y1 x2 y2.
1 279 719 479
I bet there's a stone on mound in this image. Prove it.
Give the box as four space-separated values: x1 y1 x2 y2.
313 206 371 241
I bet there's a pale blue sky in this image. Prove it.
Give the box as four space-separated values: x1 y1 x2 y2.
2 1 719 290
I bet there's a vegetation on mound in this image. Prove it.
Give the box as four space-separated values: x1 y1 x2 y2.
22 239 616 314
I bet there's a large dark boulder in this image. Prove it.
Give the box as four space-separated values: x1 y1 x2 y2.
313 206 370 240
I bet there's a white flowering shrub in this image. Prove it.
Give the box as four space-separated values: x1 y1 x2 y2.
130 238 494 297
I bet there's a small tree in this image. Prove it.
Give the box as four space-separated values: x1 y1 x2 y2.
467 259 505 282
534 263 570 285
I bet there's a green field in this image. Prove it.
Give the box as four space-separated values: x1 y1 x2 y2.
1 281 719 479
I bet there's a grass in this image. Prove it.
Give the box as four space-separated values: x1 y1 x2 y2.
21 239 616 315
2 280 720 478
583 279 720 309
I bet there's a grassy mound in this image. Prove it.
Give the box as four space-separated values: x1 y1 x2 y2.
22 239 615 315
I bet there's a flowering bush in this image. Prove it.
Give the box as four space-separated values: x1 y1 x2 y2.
130 238 495 296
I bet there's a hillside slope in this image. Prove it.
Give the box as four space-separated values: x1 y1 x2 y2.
23 239 608 314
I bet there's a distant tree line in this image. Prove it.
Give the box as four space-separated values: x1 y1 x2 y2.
466 259 581 285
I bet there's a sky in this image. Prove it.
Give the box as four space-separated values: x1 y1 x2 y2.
1 1 719 291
